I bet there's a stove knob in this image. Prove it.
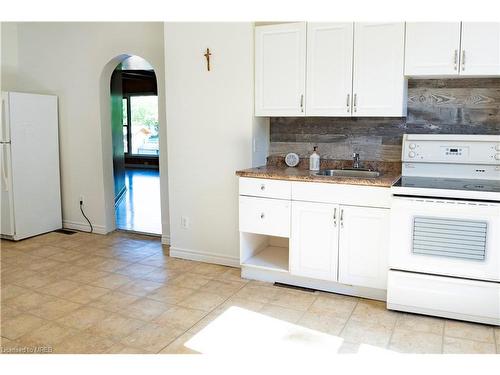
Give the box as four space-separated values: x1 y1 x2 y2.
495 153 500 160
408 151 416 158
409 143 416 150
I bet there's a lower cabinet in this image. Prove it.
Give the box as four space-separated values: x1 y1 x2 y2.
338 205 390 289
239 177 391 292
290 201 339 281
290 201 390 289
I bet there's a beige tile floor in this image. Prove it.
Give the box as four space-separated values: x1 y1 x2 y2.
1 230 499 354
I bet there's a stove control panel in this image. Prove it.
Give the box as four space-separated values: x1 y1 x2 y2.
402 135 500 165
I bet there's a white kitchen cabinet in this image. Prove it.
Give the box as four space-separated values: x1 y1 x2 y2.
290 201 339 281
352 22 406 117
239 177 392 296
254 22 306 116
338 205 390 289
460 22 500 75
305 23 354 116
405 22 462 76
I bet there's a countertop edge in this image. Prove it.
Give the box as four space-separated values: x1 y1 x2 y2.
235 169 400 188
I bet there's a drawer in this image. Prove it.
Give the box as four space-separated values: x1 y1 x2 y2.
239 177 291 200
239 196 290 237
291 181 391 208
387 270 500 325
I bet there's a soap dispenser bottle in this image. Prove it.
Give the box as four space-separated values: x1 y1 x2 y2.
309 146 320 171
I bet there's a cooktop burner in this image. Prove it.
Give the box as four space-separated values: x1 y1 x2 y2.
393 177 500 193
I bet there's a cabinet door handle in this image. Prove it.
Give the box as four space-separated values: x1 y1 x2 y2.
333 208 337 227
353 94 357 113
300 94 304 113
346 94 350 113
461 50 466 71
340 208 344 228
454 49 458 71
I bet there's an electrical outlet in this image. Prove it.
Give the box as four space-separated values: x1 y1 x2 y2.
181 216 189 229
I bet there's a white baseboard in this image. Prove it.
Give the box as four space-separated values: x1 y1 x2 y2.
63 220 107 235
161 235 170 245
169 246 240 268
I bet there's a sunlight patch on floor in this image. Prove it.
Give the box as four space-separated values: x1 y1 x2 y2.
184 306 396 355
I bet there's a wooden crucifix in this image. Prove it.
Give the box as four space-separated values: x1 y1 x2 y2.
204 48 212 71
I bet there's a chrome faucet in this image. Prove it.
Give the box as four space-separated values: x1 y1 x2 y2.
352 153 360 169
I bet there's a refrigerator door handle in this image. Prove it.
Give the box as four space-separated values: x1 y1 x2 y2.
1 95 10 142
1 145 9 192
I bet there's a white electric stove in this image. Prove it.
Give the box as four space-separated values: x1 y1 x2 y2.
387 134 500 326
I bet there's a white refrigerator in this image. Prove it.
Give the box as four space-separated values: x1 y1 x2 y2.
1 92 62 240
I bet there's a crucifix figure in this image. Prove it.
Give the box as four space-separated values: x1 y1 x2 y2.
204 48 211 71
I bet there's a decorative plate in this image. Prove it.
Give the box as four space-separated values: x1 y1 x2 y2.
285 152 300 167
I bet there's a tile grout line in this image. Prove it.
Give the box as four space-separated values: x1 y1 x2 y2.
440 319 446 354
337 298 359 337
153 277 248 353
295 292 319 323
494 326 498 354
385 312 400 350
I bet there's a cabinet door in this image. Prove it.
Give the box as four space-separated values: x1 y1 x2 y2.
306 23 354 116
290 201 339 281
461 22 500 75
338 205 390 290
405 22 461 76
352 22 406 117
255 22 306 116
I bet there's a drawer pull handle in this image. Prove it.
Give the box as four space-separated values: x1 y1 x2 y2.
260 184 265 191
260 213 265 219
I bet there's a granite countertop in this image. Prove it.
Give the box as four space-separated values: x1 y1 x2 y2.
235 158 401 188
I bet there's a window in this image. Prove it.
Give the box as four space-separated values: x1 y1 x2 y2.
130 96 159 155
122 95 159 156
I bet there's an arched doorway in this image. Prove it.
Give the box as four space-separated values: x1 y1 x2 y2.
109 55 161 235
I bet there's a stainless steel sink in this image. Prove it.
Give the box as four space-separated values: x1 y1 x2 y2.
315 169 380 178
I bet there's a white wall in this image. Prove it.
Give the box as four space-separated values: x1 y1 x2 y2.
0 22 19 91
1 22 170 237
164 22 268 266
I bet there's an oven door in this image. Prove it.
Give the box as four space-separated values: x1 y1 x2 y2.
390 196 500 281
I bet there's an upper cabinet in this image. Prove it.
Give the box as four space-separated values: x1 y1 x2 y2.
255 22 500 117
461 22 500 75
405 22 462 76
255 22 406 117
352 23 406 117
306 23 354 116
405 22 500 76
255 22 306 116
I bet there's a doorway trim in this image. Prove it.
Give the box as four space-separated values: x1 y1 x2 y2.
99 53 170 244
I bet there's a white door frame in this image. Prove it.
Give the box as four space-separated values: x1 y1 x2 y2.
99 53 170 244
